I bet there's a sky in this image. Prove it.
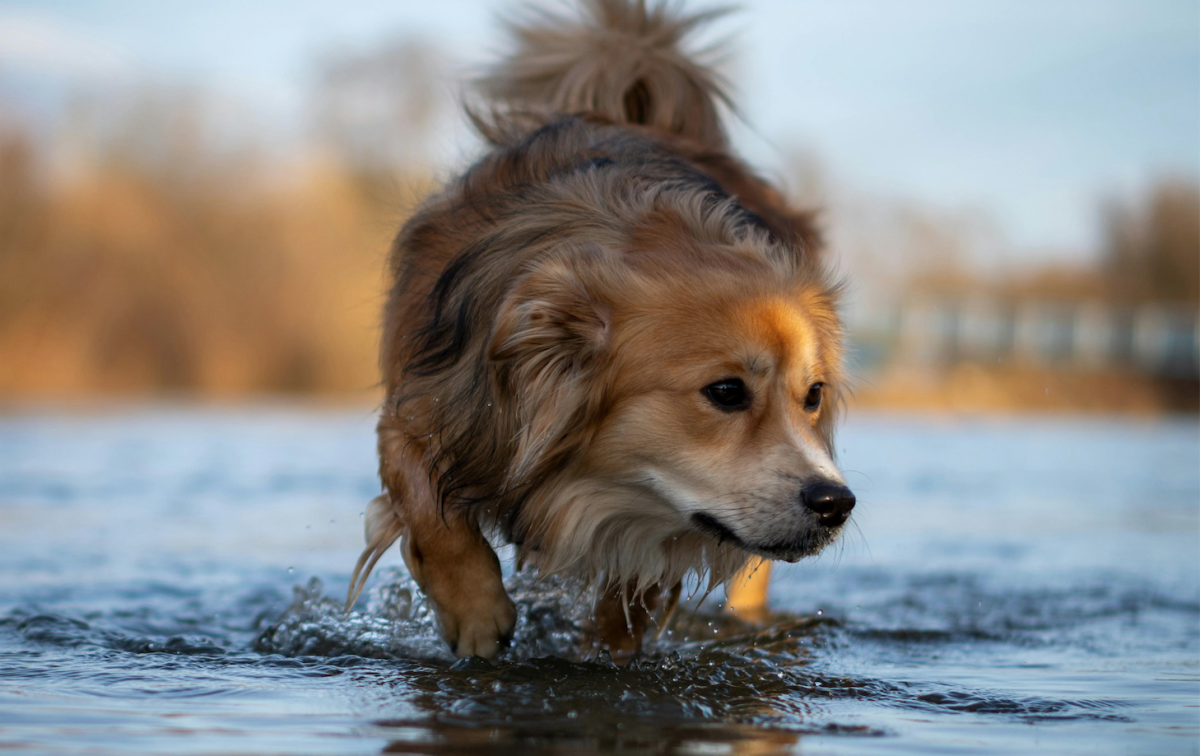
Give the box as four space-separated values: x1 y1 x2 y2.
0 0 1197 262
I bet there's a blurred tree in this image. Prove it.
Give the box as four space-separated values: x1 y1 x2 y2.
1104 179 1200 305
0 134 47 322
0 84 395 397
313 38 448 184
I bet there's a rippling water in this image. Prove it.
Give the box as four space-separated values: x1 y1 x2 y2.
0 407 1196 755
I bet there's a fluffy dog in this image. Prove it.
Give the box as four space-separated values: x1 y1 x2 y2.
347 0 855 661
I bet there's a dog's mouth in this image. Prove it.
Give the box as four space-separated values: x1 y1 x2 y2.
690 512 745 546
689 512 844 562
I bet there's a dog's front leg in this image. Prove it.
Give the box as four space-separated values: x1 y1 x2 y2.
400 505 516 660
591 582 661 664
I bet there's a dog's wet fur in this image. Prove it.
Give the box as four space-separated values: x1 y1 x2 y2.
348 0 854 661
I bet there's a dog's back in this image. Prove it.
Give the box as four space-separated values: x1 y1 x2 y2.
471 0 819 248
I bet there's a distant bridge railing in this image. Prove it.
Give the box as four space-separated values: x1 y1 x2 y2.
847 298 1200 379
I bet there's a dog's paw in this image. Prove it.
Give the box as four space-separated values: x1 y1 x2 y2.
434 588 516 660
398 522 516 660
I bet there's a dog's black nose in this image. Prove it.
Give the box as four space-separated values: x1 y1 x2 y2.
802 482 856 527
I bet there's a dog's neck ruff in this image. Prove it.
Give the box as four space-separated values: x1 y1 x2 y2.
505 476 749 597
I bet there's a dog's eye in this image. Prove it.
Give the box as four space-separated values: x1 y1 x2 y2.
704 378 750 411
804 383 824 411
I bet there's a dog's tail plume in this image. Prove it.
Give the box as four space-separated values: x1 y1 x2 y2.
477 0 734 149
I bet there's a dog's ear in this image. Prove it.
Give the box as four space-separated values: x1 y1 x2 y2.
489 253 612 484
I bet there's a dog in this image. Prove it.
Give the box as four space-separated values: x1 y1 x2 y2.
347 0 855 661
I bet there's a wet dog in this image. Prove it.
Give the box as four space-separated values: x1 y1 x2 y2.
347 0 855 661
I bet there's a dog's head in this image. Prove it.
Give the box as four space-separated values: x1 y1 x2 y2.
490 220 852 576
600 270 852 563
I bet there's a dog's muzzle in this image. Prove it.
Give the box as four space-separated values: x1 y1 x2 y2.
801 482 856 528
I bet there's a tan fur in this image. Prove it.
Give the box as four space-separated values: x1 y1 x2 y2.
725 556 772 621
348 0 852 660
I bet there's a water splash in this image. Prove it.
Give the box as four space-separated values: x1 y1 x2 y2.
247 568 1142 734
254 568 597 663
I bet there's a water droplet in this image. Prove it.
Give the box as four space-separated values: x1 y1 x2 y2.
287 567 294 573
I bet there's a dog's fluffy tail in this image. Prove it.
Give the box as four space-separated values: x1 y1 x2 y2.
477 0 734 148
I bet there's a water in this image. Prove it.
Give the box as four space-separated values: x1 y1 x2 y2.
0 406 1196 755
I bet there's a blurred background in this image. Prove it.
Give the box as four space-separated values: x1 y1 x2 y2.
0 0 1197 412
1 5 1197 752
